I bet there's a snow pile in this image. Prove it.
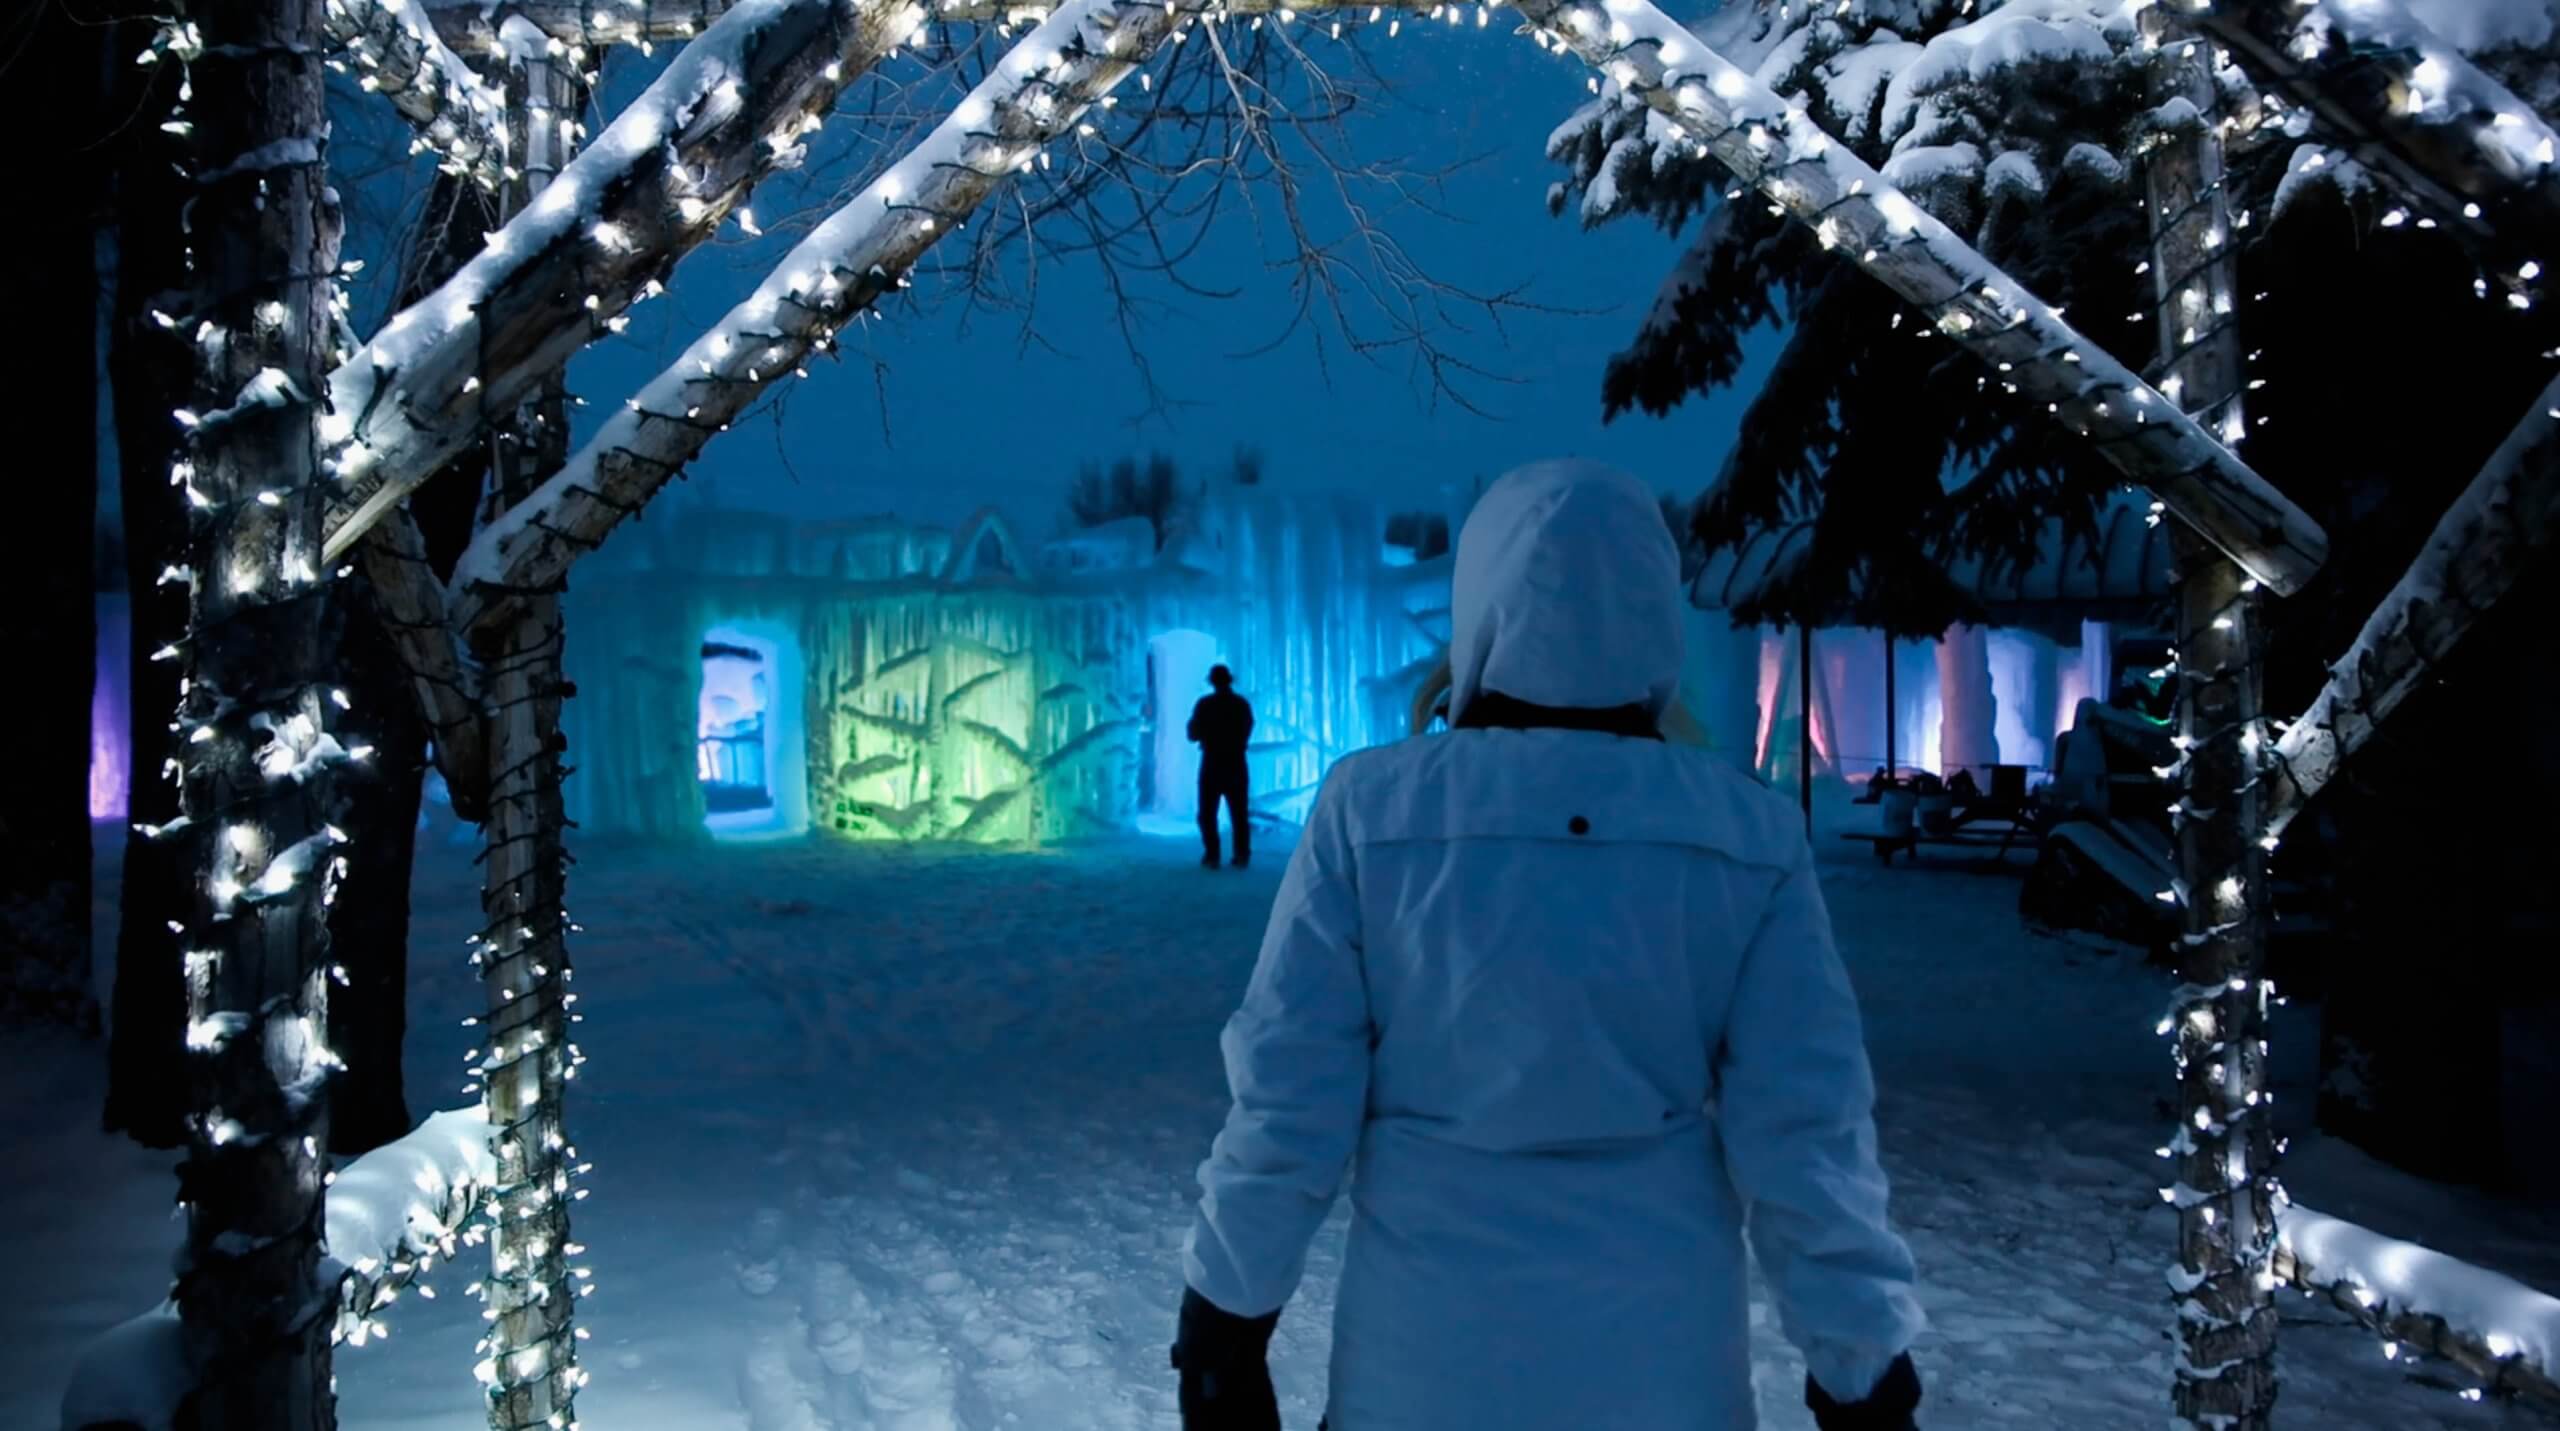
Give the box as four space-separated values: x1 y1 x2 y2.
2281 1203 2560 1381
57 1109 493 1431
60 1305 188 1431
324 1106 497 1297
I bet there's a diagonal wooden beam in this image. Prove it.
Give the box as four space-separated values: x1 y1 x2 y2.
318 0 924 567
1503 0 2328 595
323 0 512 192
445 0 1216 635
422 0 1430 48
353 510 490 820
2261 374 2560 841
2194 0 2560 295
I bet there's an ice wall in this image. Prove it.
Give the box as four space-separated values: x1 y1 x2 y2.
91 592 131 820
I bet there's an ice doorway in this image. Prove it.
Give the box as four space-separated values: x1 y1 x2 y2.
697 623 808 839
1140 629 1220 826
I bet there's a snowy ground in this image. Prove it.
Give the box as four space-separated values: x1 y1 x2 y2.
14 801 2560 1429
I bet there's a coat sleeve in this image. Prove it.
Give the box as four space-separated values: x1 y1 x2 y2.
1714 839 1925 1401
1182 773 1369 1317
1187 698 1203 744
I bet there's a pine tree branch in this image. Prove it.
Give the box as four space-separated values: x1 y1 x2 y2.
1505 0 2330 596
318 0 922 565
2260 373 2560 841
419 0 1431 49
2193 0 2560 297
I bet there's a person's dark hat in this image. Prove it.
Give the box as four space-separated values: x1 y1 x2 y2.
1208 665 1234 688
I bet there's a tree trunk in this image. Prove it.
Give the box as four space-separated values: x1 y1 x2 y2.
0 0 105 1028
469 51 586 1431
323 599 421 1156
2141 19 2280 1424
103 12 200 1149
168 1 345 1426
323 171 502 1158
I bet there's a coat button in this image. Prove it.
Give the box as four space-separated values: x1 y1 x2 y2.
1568 816 1590 836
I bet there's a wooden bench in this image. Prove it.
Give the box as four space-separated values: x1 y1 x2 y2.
1841 816 2040 864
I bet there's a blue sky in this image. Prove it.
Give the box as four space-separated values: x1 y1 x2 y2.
338 7 1781 536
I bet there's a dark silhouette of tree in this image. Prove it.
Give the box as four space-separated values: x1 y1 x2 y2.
1066 453 1185 550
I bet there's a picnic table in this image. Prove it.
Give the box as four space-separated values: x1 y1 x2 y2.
1842 765 2046 864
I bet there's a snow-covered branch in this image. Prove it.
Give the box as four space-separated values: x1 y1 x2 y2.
318 0 922 566
2275 1203 2560 1410
447 0 1206 627
1505 0 2330 596
2194 0 2560 295
322 0 512 192
61 1110 496 1431
2261 372 2560 840
354 511 489 820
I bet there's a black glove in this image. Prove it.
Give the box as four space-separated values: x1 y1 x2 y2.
1806 1353 1922 1431
1170 1286 1282 1431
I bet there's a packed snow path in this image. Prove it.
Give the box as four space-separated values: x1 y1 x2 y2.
16 825 2560 1428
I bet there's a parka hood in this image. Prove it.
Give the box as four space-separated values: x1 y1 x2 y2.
1447 459 1685 724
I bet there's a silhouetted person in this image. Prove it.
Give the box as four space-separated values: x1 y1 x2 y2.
1189 665 1254 869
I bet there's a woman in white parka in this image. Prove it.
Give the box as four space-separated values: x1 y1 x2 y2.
1169 460 1927 1431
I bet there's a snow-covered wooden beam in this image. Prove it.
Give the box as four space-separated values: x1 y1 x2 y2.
323 0 513 192
317 0 923 567
2275 1203 2560 1410
354 512 490 820
446 0 1207 629
2193 0 2560 294
61 1110 496 1431
421 0 1425 47
1502 0 2329 596
2260 372 2560 841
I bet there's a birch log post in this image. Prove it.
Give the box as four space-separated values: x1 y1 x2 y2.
2138 15 2282 1426
446 0 1217 631
318 0 924 564
465 44 589 1431
165 1 348 1426
321 0 512 191
355 510 489 819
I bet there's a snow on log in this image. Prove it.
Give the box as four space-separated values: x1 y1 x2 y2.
60 1110 496 1431
323 1107 499 1346
1501 0 2329 597
355 511 490 820
2275 1203 2560 1410
322 0 512 191
425 0 1425 46
447 0 1206 628
2261 372 2560 840
318 0 922 567
2193 0 2560 293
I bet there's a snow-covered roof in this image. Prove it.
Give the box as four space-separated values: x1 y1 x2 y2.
1689 489 2174 634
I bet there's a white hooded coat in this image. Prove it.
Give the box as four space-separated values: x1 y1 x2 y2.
1182 460 1924 1429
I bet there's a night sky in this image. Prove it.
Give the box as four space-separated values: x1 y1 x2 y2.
333 8 1783 537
